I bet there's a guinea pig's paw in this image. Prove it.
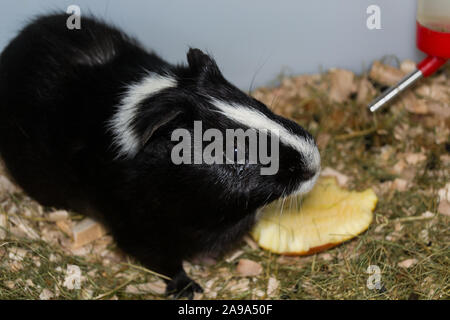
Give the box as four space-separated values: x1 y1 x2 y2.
165 271 203 299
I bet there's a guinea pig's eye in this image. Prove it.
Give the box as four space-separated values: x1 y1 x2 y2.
234 145 247 164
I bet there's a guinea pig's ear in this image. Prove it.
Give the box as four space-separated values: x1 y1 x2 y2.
140 108 183 147
186 48 221 77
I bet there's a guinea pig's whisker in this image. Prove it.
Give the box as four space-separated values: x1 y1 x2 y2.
260 192 274 214
289 197 294 211
247 57 270 95
269 94 280 112
295 193 300 211
276 187 288 242
275 191 283 212
298 196 305 215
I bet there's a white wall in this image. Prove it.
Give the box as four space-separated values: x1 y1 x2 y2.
0 0 424 89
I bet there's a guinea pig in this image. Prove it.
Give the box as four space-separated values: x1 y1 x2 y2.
0 13 320 298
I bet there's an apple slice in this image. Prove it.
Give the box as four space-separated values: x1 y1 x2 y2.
251 176 377 255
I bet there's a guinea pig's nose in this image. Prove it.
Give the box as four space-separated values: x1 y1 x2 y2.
288 165 316 181
301 170 316 181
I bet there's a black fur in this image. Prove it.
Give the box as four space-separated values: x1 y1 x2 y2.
0 14 318 298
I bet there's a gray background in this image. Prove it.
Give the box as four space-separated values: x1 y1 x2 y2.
0 0 423 89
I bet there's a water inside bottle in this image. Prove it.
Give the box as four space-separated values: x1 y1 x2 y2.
417 0 450 32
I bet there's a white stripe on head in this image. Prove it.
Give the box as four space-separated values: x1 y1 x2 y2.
292 171 320 196
109 73 177 157
210 98 321 172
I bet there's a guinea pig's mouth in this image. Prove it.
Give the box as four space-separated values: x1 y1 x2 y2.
254 170 320 221
289 169 321 198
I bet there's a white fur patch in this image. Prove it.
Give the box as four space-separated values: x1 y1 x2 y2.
292 170 320 196
210 98 321 172
109 73 177 157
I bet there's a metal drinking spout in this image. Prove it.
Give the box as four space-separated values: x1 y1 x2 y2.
368 69 423 112
368 55 447 112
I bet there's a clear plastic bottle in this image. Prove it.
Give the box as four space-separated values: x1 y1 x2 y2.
417 0 450 32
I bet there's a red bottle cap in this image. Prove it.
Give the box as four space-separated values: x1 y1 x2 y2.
417 21 450 58
416 22 449 76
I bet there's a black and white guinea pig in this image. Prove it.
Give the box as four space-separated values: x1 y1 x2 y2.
0 14 320 298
